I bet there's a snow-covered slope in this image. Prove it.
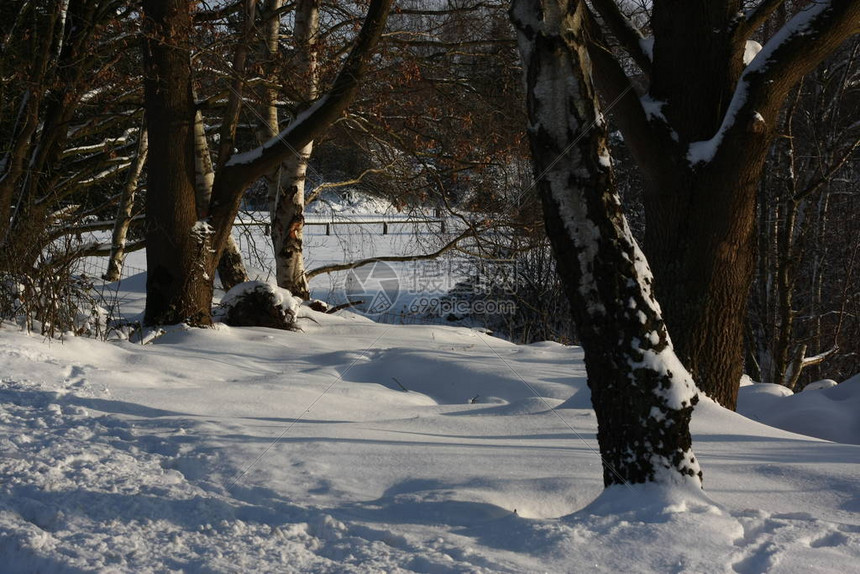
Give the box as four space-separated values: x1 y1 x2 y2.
1 308 858 573
738 375 860 445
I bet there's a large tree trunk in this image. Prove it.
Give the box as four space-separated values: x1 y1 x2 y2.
512 0 702 487
141 0 212 326
645 166 760 410
639 0 752 410
584 0 859 410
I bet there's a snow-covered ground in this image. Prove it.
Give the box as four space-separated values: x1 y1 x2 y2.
2 194 858 572
1 311 858 573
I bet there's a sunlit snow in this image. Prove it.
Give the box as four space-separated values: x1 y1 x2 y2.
1 192 858 572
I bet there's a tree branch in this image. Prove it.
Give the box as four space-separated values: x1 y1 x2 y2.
70 239 146 258
216 0 393 186
590 0 651 75
582 7 675 190
215 0 257 169
304 161 397 206
208 0 392 264
711 0 860 166
794 137 859 201
306 227 474 280
739 0 788 39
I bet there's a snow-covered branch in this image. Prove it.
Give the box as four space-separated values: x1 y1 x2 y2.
688 0 860 165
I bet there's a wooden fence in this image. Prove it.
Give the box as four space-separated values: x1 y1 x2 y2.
235 216 447 236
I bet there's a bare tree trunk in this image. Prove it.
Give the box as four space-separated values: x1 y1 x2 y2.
271 145 312 297
193 109 248 290
263 0 318 299
512 0 702 487
141 0 212 326
644 161 760 410
105 125 148 281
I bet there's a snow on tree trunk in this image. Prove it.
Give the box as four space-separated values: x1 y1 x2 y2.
105 125 147 282
511 0 702 487
582 0 858 410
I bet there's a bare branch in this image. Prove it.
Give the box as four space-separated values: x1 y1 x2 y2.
583 7 675 190
209 0 393 267
304 162 397 206
590 0 652 75
214 0 393 186
215 0 258 169
794 137 859 201
306 227 474 280
801 345 840 367
69 239 146 259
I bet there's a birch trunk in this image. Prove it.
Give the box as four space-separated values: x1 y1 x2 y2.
104 126 148 282
512 0 702 487
194 110 249 290
264 0 318 299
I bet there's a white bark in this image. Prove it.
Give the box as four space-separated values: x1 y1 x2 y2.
105 127 147 281
263 0 319 298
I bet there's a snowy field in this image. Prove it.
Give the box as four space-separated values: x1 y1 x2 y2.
1 201 859 573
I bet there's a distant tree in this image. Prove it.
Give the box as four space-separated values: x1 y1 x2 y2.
104 122 148 282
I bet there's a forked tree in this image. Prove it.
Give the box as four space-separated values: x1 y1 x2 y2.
525 0 858 409
140 0 392 325
512 0 858 482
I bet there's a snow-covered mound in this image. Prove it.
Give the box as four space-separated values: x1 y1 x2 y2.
738 374 860 444
1 312 859 572
217 281 300 330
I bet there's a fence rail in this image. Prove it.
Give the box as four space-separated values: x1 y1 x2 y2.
235 216 447 236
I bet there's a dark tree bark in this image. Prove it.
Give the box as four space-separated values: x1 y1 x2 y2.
511 0 702 487
582 0 859 409
141 0 212 326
